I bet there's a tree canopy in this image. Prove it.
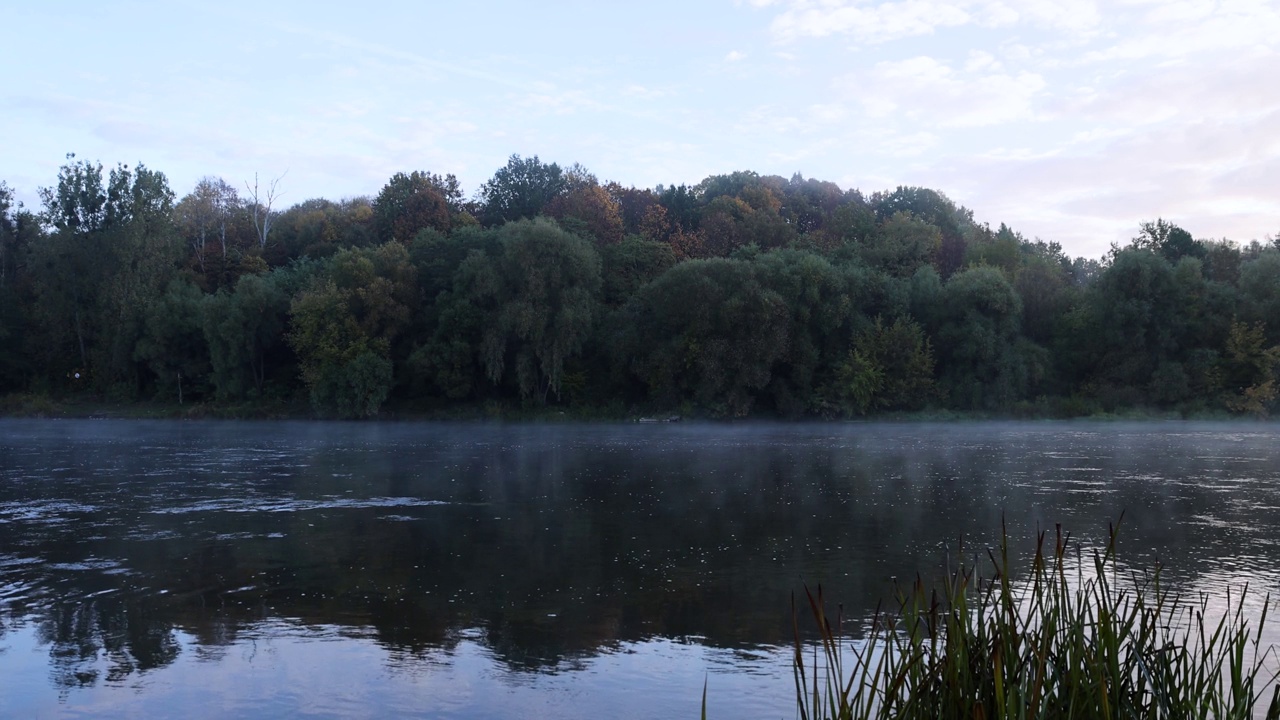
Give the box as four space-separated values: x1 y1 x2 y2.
3 153 1278 418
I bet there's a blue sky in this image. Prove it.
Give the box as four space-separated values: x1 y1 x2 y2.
3 0 1278 258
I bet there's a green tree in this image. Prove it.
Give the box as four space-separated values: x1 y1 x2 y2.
935 266 1030 409
1080 249 1197 406
479 155 566 226
0 183 38 390
135 278 212 401
964 223 1022 277
288 243 417 416
203 270 292 399
872 186 972 277
31 157 180 389
754 250 858 416
817 197 877 255
1239 250 1280 344
600 236 676 307
406 228 501 401
0 182 36 291
1133 218 1204 263
859 212 942 277
779 174 846 235
620 258 789 416
481 218 601 402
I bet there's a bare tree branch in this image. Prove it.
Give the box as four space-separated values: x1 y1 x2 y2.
246 170 287 250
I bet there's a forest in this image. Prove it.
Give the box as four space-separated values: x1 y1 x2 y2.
0 153 1277 419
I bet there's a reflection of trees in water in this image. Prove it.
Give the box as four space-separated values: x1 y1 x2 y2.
2 421 1280 687
37 599 180 693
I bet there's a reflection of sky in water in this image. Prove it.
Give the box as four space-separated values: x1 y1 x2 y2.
0 622 793 719
1 419 1280 717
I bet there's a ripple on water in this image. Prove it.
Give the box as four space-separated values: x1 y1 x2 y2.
0 499 100 524
45 558 126 572
146 496 453 515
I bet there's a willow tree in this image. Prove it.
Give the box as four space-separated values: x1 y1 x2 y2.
481 218 601 402
620 257 790 416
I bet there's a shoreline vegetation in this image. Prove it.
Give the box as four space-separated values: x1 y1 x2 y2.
2 155 1279 421
0 390 1259 423
788 521 1280 719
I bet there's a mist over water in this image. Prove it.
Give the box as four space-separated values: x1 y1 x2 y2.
1 419 1279 718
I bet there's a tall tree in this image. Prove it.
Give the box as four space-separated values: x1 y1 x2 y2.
372 171 458 242
546 182 625 245
32 157 179 386
935 266 1029 409
1132 218 1203 263
203 271 292 400
288 243 417 416
245 171 285 250
478 155 566 226
872 186 972 278
620 258 790 416
175 177 240 280
859 212 942 277
0 183 38 390
483 218 601 402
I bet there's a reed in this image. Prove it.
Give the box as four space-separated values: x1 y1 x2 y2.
794 519 1280 720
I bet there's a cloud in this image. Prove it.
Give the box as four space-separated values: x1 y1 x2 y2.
769 0 972 43
921 107 1280 256
725 50 747 62
763 0 1104 43
741 0 1280 256
1080 1 1280 64
841 56 1046 127
620 85 668 100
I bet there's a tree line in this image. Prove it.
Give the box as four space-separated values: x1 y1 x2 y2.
1 153 1277 418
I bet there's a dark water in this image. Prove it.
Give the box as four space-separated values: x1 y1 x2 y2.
1 420 1279 718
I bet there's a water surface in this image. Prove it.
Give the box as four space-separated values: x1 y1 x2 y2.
1 420 1279 717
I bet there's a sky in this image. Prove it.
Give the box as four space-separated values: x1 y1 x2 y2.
2 0 1278 259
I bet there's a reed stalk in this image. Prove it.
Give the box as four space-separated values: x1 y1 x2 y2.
794 519 1280 720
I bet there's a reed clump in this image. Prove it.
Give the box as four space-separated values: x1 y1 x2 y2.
795 520 1280 720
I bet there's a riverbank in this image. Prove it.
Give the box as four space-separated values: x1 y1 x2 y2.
0 391 1250 423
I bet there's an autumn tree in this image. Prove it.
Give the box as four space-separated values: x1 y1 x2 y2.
546 182 624 245
605 183 659 235
372 171 459 242
175 178 238 268
821 316 935 415
1221 320 1279 416
271 197 377 262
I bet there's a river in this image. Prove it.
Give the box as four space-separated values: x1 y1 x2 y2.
1 419 1278 717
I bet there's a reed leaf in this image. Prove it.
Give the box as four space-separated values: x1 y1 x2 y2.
793 520 1280 720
